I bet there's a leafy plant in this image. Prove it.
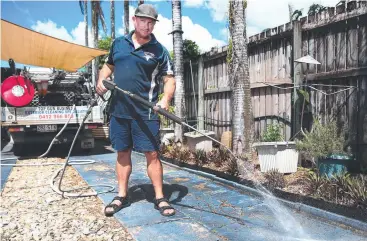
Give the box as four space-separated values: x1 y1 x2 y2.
178 148 191 162
207 149 221 167
226 38 233 64
183 39 201 61
261 123 283 142
170 39 201 61
159 143 168 156
219 147 231 162
158 93 175 128
264 169 285 190
346 175 367 209
165 142 181 159
97 36 113 68
226 156 238 176
296 119 345 162
329 171 351 204
195 149 207 166
306 170 328 196
305 169 366 208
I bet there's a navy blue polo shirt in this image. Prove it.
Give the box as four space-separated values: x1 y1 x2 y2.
106 31 174 120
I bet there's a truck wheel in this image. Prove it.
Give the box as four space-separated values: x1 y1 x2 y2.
13 144 25 156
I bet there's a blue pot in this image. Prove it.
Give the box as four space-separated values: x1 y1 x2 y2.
317 154 354 178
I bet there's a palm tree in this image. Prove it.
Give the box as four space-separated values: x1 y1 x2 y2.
124 0 129 35
111 0 115 40
78 0 88 47
171 0 185 143
91 1 107 86
228 0 253 172
79 0 90 73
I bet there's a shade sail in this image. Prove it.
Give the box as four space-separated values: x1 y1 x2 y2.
1 19 108 72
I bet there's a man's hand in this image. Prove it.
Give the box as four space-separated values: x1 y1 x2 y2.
154 75 175 113
154 96 169 112
96 81 108 96
96 63 114 96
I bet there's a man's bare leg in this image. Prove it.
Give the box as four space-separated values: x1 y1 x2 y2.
105 149 132 213
145 151 175 216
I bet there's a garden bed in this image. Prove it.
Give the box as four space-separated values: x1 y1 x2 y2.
159 142 367 223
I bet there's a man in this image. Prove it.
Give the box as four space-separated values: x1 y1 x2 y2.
96 4 176 217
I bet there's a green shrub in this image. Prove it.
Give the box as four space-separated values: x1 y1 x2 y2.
306 169 367 209
296 119 345 161
158 93 175 128
346 174 367 209
207 149 222 167
226 156 239 176
194 149 207 166
264 169 285 190
261 123 283 142
178 148 191 162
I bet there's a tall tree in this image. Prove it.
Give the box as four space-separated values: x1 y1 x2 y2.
78 0 88 47
111 0 115 40
79 0 89 72
91 1 107 86
124 0 129 35
228 0 253 170
171 0 185 143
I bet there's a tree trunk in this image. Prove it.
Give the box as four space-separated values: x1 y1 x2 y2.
111 0 115 40
83 0 90 73
172 0 185 143
92 1 99 87
124 0 129 35
228 0 253 174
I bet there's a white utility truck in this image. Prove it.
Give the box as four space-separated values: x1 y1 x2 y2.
1 66 104 155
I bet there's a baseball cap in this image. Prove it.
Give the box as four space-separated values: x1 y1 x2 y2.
134 4 159 21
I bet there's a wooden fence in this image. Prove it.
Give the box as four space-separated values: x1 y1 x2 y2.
182 1 367 164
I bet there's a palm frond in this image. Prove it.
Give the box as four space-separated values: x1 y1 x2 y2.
97 2 107 35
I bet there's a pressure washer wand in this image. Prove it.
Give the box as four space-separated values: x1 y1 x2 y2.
103 80 182 124
102 80 234 155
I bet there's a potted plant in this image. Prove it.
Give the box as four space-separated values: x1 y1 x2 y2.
252 123 299 173
295 118 354 178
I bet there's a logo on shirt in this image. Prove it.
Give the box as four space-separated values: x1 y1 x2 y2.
144 52 155 61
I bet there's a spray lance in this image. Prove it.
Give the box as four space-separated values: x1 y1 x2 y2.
102 80 239 160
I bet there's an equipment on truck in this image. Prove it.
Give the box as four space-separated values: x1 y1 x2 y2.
1 59 104 154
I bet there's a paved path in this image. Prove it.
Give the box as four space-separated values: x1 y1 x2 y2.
71 152 367 241
0 151 17 192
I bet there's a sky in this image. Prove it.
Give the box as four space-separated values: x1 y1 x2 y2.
1 0 340 69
